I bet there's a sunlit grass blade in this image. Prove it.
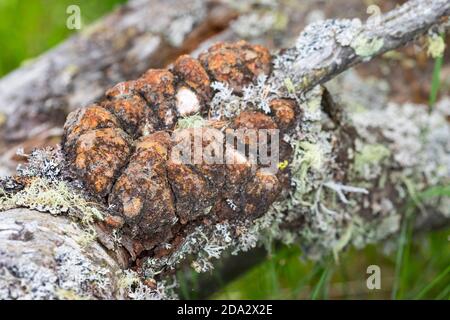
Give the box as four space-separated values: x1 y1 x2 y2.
391 212 410 299
429 56 443 107
417 185 450 199
177 270 191 300
435 284 450 300
414 265 450 300
391 202 414 299
290 262 322 299
393 184 450 299
429 34 445 108
311 266 332 300
268 252 281 299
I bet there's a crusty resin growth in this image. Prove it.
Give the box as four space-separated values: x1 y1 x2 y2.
198 41 272 93
62 41 300 258
269 99 298 129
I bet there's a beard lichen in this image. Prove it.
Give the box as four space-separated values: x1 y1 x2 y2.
236 73 450 261
0 178 103 226
0 178 102 221
0 147 105 247
176 113 206 129
210 74 278 119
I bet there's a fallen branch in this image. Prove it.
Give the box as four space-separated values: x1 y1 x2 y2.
270 0 450 94
0 0 449 299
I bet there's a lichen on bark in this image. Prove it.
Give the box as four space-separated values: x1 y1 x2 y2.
1 0 449 300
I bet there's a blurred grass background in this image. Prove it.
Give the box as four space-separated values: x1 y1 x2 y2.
0 0 126 76
0 0 448 299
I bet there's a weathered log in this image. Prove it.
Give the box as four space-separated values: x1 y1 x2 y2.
270 0 450 94
0 0 449 299
0 208 124 299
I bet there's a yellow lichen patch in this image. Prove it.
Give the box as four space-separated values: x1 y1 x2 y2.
176 113 206 129
427 34 445 59
74 226 98 247
0 177 104 226
56 289 86 300
0 112 6 127
283 78 296 94
278 160 289 170
354 144 390 177
351 35 384 58
117 270 141 289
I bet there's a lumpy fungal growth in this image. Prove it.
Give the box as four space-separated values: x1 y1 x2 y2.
62 41 298 250
198 41 272 93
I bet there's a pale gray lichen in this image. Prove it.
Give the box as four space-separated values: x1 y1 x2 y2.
167 13 201 47
326 69 390 114
140 206 288 277
143 222 235 276
1 144 105 244
271 18 363 91
230 11 278 39
117 269 178 300
16 146 64 181
350 214 401 249
353 143 391 180
0 245 114 300
294 18 361 61
54 246 113 298
352 101 450 174
150 0 206 47
210 74 279 118
255 73 449 259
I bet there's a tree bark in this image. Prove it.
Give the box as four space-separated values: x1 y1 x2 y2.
270 0 450 94
0 208 124 299
0 0 449 299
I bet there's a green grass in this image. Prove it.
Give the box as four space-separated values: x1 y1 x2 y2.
391 207 414 299
0 0 127 77
414 265 450 300
211 227 449 300
430 55 444 107
310 265 333 300
391 179 421 299
429 34 445 108
209 185 449 300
